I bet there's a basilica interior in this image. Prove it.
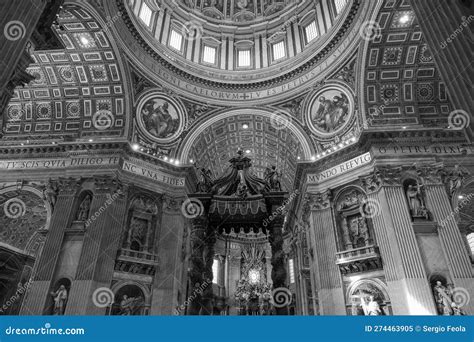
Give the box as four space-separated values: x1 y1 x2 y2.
0 0 473 316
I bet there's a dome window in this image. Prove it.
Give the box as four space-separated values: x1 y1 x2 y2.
138 2 152 27
272 41 286 61
304 21 318 43
334 0 349 15
238 49 251 68
203 45 217 65
168 29 183 53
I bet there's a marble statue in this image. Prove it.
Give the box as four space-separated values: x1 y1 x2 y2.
196 164 213 193
433 281 453 315
264 166 282 191
43 180 58 209
119 295 142 315
406 181 429 220
76 194 92 221
51 285 68 315
361 295 382 316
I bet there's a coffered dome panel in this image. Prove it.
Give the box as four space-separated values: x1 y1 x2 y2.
2 4 129 143
361 0 454 130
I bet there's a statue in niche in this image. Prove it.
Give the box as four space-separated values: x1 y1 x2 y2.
405 181 429 220
76 194 92 221
43 179 58 209
50 285 68 315
433 281 454 315
348 216 370 247
447 165 468 198
341 218 353 248
119 294 143 315
129 217 147 250
264 166 282 191
360 295 382 316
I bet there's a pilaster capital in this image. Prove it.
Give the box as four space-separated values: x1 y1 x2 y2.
57 177 82 195
93 176 123 195
415 163 445 185
162 194 185 213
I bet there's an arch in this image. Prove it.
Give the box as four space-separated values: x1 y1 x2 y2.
333 184 367 205
178 107 315 161
110 280 150 315
346 278 391 316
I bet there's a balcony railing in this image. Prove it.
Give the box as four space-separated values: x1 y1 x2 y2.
335 245 382 274
117 249 159 264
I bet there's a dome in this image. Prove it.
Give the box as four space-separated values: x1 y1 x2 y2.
116 0 358 91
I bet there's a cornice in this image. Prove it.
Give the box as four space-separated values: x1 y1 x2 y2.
108 0 366 104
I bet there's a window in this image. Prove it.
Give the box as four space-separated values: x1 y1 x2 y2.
212 259 218 283
238 49 251 67
304 21 318 43
203 45 217 64
467 233 474 255
272 41 286 61
139 2 152 27
289 259 295 284
169 29 183 52
334 0 348 15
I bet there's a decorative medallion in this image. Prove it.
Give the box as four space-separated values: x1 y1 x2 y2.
305 84 354 137
136 91 186 144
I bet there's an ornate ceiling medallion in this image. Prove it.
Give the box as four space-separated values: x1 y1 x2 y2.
136 91 186 145
305 84 355 138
